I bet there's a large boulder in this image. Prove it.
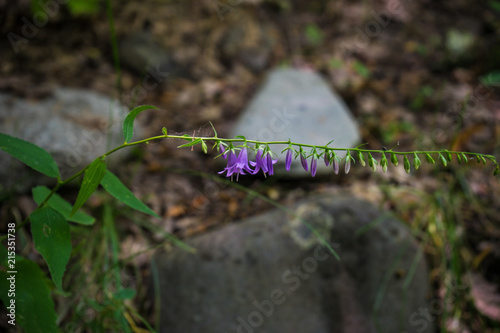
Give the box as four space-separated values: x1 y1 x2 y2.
230 68 361 177
0 87 132 193
154 195 433 333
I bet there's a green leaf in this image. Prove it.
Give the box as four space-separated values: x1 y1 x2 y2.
391 153 398 166
234 135 247 141
177 138 202 148
122 105 158 143
100 170 160 219
305 23 324 46
71 158 107 217
0 259 58 333
30 206 71 292
404 155 411 173
352 60 371 78
114 288 136 300
357 151 366 166
0 132 60 179
67 0 100 15
32 186 95 225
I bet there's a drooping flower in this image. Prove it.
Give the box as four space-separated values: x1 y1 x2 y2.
285 149 293 171
300 151 308 172
333 157 340 175
310 155 317 177
324 150 330 167
219 143 228 159
345 156 351 174
250 149 277 177
218 148 254 180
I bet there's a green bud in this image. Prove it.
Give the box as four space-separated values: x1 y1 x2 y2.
357 151 366 167
201 140 208 154
426 153 435 164
457 153 462 164
439 153 447 167
404 155 411 173
476 155 481 164
480 155 486 165
461 153 468 163
380 153 388 173
391 153 398 166
494 166 499 176
162 127 168 136
413 153 421 170
368 153 377 172
444 150 452 162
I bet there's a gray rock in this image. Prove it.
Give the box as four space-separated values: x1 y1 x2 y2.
119 31 189 80
229 68 361 177
0 87 133 193
154 195 433 333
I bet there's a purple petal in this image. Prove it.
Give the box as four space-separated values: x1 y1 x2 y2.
300 153 308 172
285 149 292 171
324 151 330 166
311 156 317 177
333 158 340 175
345 158 351 174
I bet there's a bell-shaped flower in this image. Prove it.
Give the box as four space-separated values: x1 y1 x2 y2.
251 148 277 177
311 155 318 177
300 151 308 172
218 148 254 180
285 149 293 171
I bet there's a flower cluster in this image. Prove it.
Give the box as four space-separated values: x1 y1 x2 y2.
218 145 349 180
218 146 278 180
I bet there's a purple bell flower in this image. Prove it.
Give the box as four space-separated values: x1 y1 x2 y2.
285 149 293 171
218 148 254 180
300 152 308 172
310 156 317 177
251 149 277 177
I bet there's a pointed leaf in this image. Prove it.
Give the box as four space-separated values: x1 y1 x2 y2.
0 132 60 179
177 138 202 148
30 206 71 292
100 170 160 219
0 258 58 333
71 158 107 217
32 186 95 225
122 105 158 143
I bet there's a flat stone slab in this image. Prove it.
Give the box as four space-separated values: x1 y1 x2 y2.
230 68 361 177
154 195 433 333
